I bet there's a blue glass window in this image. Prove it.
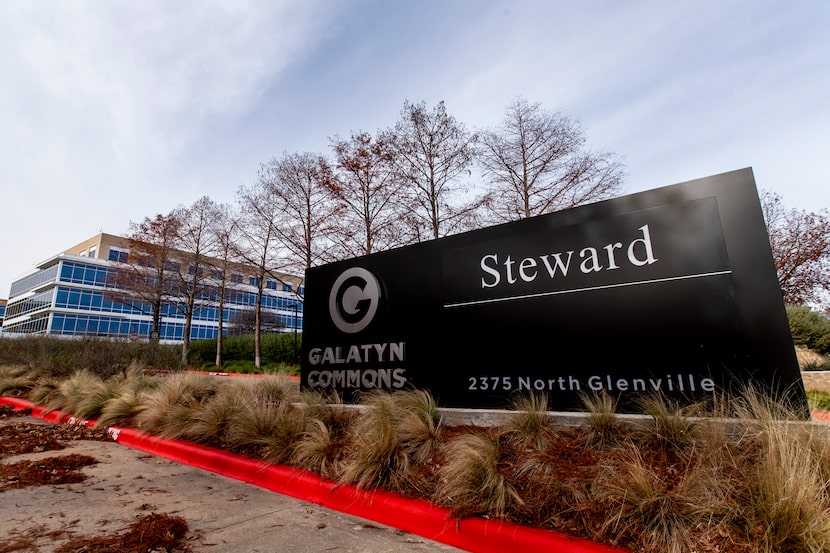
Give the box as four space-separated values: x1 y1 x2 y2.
9 264 59 298
108 249 128 263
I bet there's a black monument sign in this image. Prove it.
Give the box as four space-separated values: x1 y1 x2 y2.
301 168 808 414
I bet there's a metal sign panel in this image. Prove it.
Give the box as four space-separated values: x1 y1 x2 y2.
301 168 808 414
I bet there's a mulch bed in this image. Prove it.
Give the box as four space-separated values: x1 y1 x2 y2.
54 513 190 553
0 453 99 491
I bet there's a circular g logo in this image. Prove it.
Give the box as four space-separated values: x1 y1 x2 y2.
329 267 380 334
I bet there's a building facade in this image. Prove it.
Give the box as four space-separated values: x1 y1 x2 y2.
1 233 304 342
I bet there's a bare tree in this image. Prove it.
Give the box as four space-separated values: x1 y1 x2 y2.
169 196 218 365
107 212 181 342
330 131 405 256
235 179 288 368
206 202 239 367
386 100 480 240
478 97 624 222
762 190 830 306
263 151 342 269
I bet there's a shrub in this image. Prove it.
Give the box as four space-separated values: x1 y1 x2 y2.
261 332 302 365
787 304 830 355
808 390 830 411
188 333 302 370
0 336 180 378
802 358 830 371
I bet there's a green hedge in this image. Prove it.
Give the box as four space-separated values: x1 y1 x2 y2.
0 335 181 378
787 304 830 355
188 332 302 370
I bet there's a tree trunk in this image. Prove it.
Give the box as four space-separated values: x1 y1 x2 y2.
215 283 226 367
181 293 194 366
254 280 264 368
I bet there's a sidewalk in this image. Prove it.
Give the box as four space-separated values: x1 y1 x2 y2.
0 415 464 553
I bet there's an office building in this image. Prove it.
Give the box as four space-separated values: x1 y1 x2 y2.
2 233 303 342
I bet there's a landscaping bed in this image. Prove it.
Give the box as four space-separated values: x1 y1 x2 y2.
2 367 830 553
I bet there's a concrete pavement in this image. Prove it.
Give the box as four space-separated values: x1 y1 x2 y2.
0 416 465 553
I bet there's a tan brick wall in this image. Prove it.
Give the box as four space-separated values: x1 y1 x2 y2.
62 233 129 260
60 232 304 290
802 371 830 393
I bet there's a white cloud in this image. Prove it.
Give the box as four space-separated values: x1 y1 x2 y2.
0 0 828 297
0 0 344 292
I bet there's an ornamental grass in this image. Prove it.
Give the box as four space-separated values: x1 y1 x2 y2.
3 367 830 553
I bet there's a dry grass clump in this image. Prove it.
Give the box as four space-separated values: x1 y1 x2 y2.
0 365 39 397
634 394 702 454
590 388 830 553
392 388 443 465
24 364 160 425
28 376 63 409
48 370 104 414
185 385 246 445
338 392 411 492
134 374 219 438
594 442 738 553
503 393 552 450
251 376 301 404
223 381 307 465
300 389 345 426
337 389 444 494
95 368 160 428
72 365 154 420
436 432 523 519
6 374 830 553
727 391 830 552
250 401 306 465
291 418 340 478
291 391 352 478
96 387 146 428
745 422 830 553
580 392 622 447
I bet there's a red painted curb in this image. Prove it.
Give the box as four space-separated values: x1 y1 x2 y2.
149 370 301 381
1 397 627 553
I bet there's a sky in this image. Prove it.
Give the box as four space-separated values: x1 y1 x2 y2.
1 0 828 297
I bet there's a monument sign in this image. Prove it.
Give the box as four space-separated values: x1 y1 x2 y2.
300 168 808 414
